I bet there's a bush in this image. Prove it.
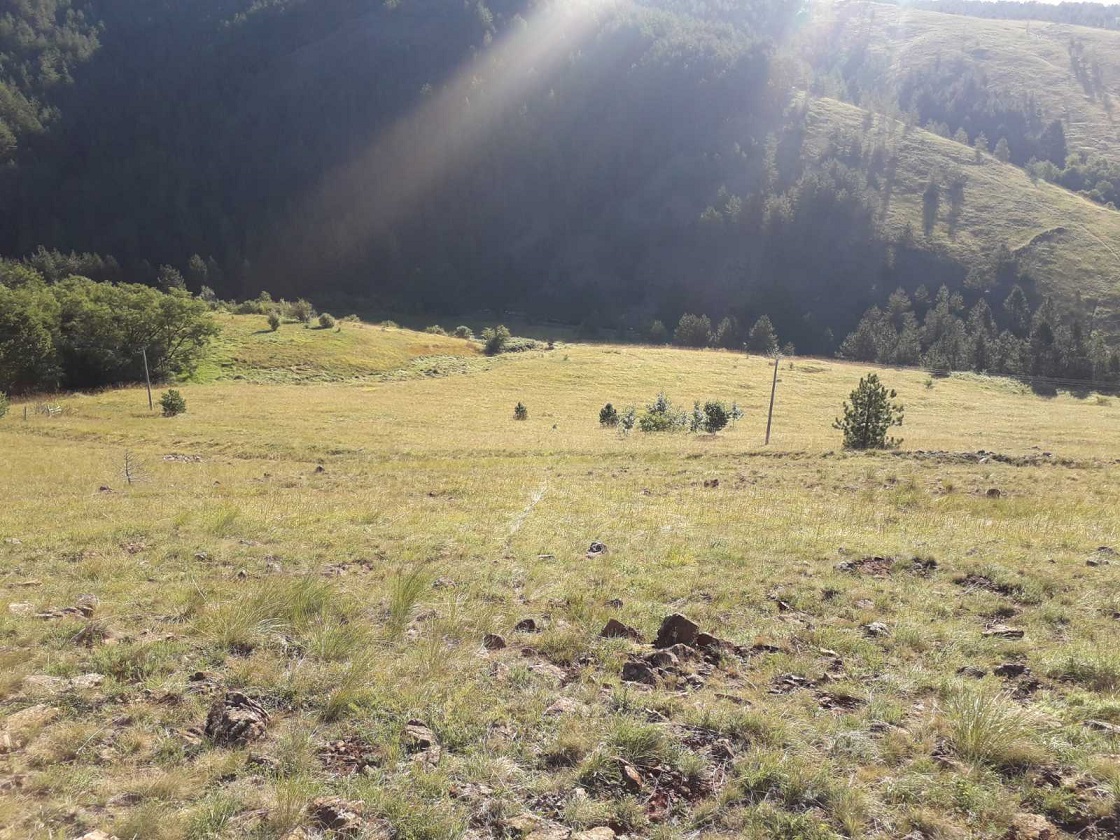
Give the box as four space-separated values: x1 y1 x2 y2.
702 400 731 433
160 389 187 417
599 403 619 427
267 311 281 331
290 299 314 324
620 406 637 431
0 391 8 419
453 325 473 339
318 312 336 329
674 313 712 348
834 373 904 450
514 402 528 421
424 325 447 336
482 325 512 355
638 393 687 432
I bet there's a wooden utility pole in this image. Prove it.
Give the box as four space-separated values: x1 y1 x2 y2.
141 348 154 411
765 354 780 445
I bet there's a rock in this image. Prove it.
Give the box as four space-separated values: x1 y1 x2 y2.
956 665 988 679
983 625 1025 639
703 478 720 488
75 595 99 617
994 662 1029 679
653 613 699 648
617 758 644 792
8 603 33 616
620 659 657 685
696 632 735 655
307 797 364 837
572 829 615 840
600 619 642 642
515 618 539 633
23 674 104 695
586 541 607 557
204 692 270 746
863 622 891 638
1 704 60 752
483 633 507 650
544 698 583 717
605 598 623 609
403 720 442 765
1006 813 1058 840
854 599 874 610
1083 719 1120 734
986 488 1002 498
645 649 680 669
525 825 571 840
73 832 119 840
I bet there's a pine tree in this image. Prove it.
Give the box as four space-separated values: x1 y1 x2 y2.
833 374 904 450
746 315 779 355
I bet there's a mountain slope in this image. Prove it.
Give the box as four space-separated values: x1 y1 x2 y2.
803 96 1120 323
808 1 1120 162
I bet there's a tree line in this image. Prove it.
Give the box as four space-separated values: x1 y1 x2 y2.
0 258 217 394
839 284 1120 386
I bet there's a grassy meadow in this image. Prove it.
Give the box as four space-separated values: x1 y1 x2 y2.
2 318 1120 839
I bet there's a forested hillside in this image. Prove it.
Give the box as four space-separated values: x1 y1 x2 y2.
2 0 1120 359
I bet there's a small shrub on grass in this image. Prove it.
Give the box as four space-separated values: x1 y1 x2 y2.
620 406 636 432
453 325 472 339
318 312 336 329
424 325 447 336
942 683 1044 770
289 298 315 324
701 400 731 433
638 393 687 432
0 391 8 419
267 311 281 331
482 325 511 355
834 373 904 450
514 402 528 421
159 389 186 417
599 403 619 427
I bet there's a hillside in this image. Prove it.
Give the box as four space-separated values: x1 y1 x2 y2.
803 96 1120 322
810 2 1120 161
2 325 1120 839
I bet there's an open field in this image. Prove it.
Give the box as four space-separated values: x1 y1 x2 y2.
2 320 1120 839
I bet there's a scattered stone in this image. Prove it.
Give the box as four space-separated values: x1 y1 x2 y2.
573 829 615 840
23 673 104 694
483 633 507 650
854 599 875 610
653 613 699 648
8 603 33 616
620 657 657 684
204 692 270 746
863 621 891 638
994 662 1029 679
986 488 1002 498
617 758 644 792
1 704 60 752
314 465 326 474
307 797 365 837
432 576 455 588
586 541 607 557
818 691 864 711
98 486 114 493
528 661 568 684
605 598 623 609
73 832 119 840
600 619 642 642
515 618 539 633
983 625 1025 640
4 538 22 545
1083 719 1120 735
318 737 384 775
544 698 584 717
957 665 988 679
403 720 441 766
1006 813 1058 840
703 478 720 488
771 673 816 694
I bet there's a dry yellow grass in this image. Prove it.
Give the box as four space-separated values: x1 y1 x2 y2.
1 319 1119 839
